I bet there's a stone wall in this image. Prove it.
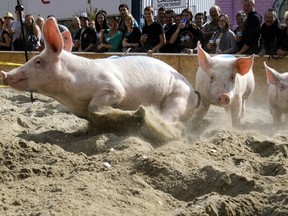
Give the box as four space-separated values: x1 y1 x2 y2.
0 51 287 106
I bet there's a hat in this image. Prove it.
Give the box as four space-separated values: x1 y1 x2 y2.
79 12 89 21
4 12 14 20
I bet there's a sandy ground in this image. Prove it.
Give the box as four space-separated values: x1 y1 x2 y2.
0 87 288 216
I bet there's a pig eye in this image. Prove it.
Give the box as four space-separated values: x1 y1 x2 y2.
210 75 214 83
279 84 286 92
36 60 42 64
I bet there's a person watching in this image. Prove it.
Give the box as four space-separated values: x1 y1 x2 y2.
275 10 288 57
236 0 262 55
201 5 222 52
207 14 237 54
118 4 138 32
258 8 281 56
96 16 123 52
138 6 165 54
122 13 141 52
233 11 246 52
74 13 97 52
170 8 203 54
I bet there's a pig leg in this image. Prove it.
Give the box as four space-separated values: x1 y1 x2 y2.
240 100 246 119
270 108 282 125
88 91 124 113
230 96 242 127
88 80 125 113
191 97 211 125
160 92 192 122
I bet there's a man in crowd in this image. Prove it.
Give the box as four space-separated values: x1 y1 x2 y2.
236 0 262 55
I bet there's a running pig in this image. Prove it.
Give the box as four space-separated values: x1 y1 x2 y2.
0 17 199 125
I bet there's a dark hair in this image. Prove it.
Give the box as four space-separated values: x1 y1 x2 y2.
165 9 175 17
158 7 167 12
98 10 107 15
181 8 193 20
195 12 204 18
236 11 246 19
109 16 119 24
95 11 109 33
118 4 129 11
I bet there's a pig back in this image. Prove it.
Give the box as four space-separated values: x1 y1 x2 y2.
105 56 193 109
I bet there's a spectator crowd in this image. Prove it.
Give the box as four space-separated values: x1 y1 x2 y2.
0 0 287 57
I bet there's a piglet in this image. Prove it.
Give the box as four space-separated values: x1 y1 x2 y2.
0 17 199 125
264 62 288 125
193 42 255 127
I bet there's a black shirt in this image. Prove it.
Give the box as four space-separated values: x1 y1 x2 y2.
74 27 97 51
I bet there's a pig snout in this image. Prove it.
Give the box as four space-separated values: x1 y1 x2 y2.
217 93 231 105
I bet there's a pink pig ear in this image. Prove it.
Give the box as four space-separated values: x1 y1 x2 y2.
197 41 212 72
62 31 73 52
234 54 254 76
264 62 281 85
43 17 63 54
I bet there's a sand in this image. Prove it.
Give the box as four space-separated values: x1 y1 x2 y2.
0 87 287 216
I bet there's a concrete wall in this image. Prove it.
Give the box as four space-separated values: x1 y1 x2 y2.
0 51 287 106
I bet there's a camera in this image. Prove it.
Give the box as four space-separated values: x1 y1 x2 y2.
15 5 24 11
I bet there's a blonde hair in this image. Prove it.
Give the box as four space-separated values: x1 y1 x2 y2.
25 14 35 23
124 13 135 28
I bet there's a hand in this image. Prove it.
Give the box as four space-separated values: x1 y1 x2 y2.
207 43 213 50
276 49 286 56
97 43 103 51
147 50 153 55
122 40 130 47
182 48 193 54
216 48 223 54
140 34 148 43
235 35 242 42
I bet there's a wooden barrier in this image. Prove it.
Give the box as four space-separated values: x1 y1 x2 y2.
0 51 287 105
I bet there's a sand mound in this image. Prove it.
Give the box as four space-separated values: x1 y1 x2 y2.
0 88 287 215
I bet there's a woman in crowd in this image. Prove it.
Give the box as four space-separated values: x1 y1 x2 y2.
96 16 123 52
35 16 44 31
94 11 109 40
0 18 12 50
233 11 246 52
121 13 141 52
207 13 237 54
24 14 41 51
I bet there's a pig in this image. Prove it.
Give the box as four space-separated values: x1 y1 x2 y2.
192 42 255 127
264 62 288 125
0 17 199 125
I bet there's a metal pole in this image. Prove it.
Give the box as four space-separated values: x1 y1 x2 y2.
16 0 35 102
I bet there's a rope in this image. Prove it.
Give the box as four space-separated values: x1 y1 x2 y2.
0 61 23 67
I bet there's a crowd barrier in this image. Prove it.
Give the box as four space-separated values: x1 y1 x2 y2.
0 51 287 105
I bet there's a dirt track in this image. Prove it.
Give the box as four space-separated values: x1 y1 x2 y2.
0 88 288 215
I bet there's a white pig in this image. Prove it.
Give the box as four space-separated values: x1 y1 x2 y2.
193 42 255 127
264 62 288 125
0 17 199 123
